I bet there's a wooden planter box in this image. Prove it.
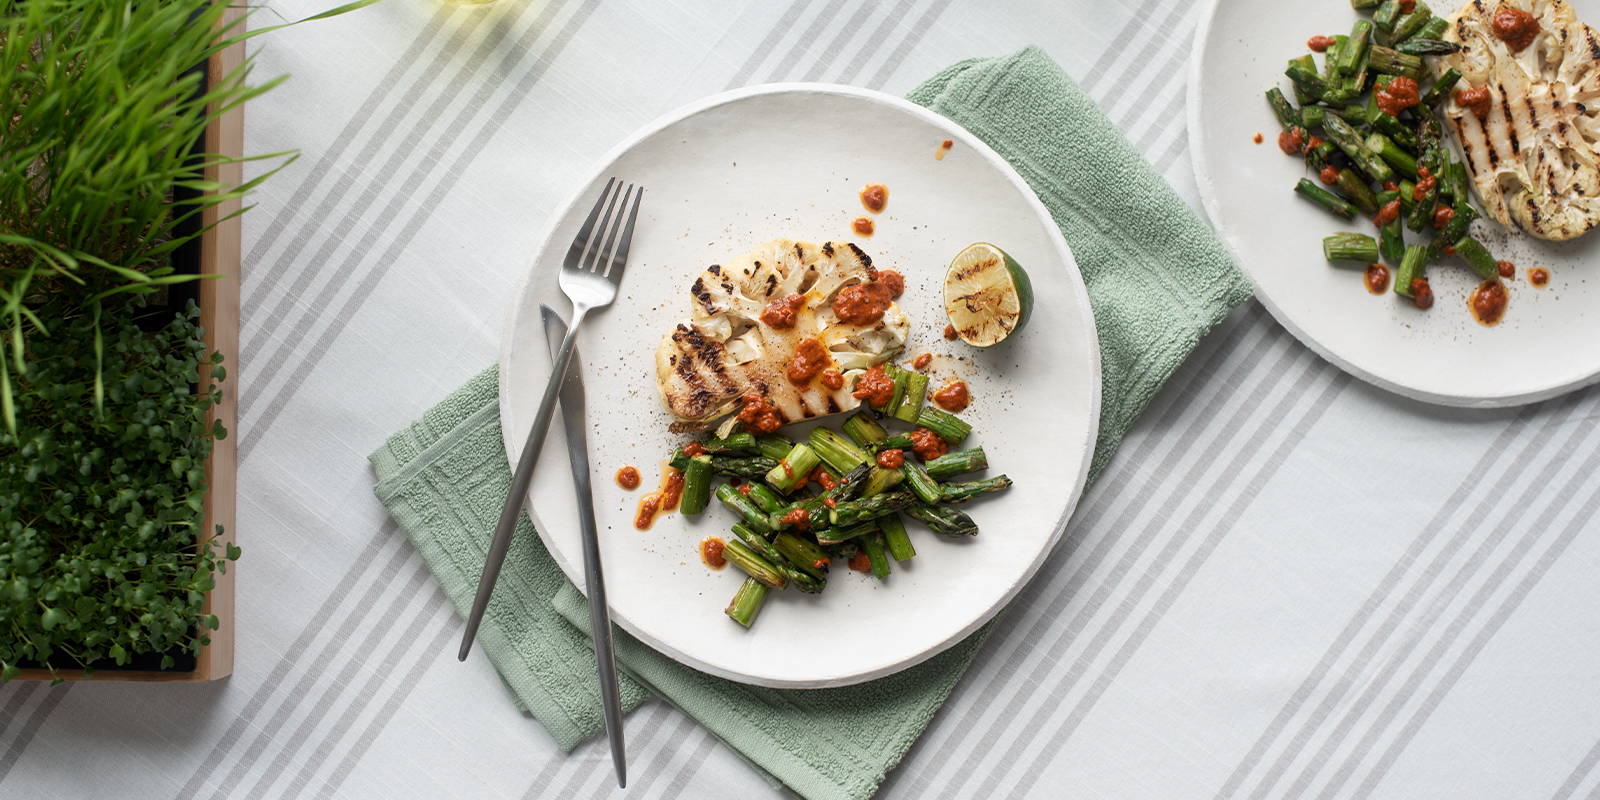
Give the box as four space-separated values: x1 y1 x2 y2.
13 10 242 683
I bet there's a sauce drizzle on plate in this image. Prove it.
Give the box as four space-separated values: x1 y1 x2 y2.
1469 280 1509 326
700 537 727 569
634 465 685 530
859 183 888 213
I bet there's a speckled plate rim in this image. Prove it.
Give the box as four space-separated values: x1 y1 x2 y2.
1187 0 1600 408
497 82 1101 688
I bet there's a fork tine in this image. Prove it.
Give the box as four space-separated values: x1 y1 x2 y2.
590 184 634 275
603 186 642 282
565 177 616 267
582 183 626 273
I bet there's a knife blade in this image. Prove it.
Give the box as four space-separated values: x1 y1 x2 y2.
539 305 627 788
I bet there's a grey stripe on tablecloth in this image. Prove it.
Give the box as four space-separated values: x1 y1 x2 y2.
1347 420 1600 798
1312 396 1600 798
721 0 818 90
1005 366 1351 798
657 731 722 800
0 683 39 740
0 686 66 784
238 0 596 461
208 557 435 800
174 525 412 799
1552 734 1600 800
240 2 504 347
863 0 957 90
1228 395 1586 800
303 599 459 800
1278 408 1591 797
798 2 876 83
1214 404 1540 800
241 2 462 281
757 0 852 83
832 0 918 85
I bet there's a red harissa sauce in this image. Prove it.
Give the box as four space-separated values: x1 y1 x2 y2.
943 323 959 340
634 496 660 530
852 217 875 236
936 139 953 160
1498 260 1516 278
831 271 902 326
1365 263 1390 295
700 537 727 569
909 427 949 461
912 352 933 370
860 184 888 213
876 449 905 469
1412 166 1436 202
736 393 784 434
781 508 811 532
1492 5 1540 52
933 380 970 412
1469 280 1508 326
848 552 873 573
852 364 895 408
786 337 830 386
760 293 804 329
1529 267 1550 287
1374 199 1402 227
1410 278 1435 310
1377 77 1420 117
1278 126 1305 156
1307 35 1336 52
616 465 641 490
1455 87 1492 121
635 466 684 531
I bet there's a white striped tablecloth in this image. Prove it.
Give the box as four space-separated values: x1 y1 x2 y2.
5 1 1600 798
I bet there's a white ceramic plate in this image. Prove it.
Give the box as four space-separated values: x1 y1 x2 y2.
1190 0 1600 407
500 84 1100 688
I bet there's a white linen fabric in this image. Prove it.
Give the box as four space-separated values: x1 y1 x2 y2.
4 0 1600 798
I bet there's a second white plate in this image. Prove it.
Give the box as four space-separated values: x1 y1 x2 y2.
1190 0 1600 407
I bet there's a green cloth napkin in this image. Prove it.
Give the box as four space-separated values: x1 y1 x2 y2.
370 45 1249 800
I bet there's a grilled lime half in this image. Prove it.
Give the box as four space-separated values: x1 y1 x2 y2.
943 242 1033 348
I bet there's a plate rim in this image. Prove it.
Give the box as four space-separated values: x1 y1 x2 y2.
497 81 1103 687
1186 0 1600 409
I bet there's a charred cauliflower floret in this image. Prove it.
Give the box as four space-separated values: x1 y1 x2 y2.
655 239 909 428
1436 0 1600 240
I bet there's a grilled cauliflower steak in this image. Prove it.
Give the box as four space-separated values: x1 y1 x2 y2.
1436 0 1600 240
655 239 908 428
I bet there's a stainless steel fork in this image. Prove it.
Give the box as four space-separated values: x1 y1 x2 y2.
458 177 642 661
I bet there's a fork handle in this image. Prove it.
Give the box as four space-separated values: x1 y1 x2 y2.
458 306 588 660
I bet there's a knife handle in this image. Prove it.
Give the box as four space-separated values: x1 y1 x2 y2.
565 391 626 785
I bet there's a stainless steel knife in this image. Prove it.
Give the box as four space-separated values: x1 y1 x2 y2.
540 305 626 788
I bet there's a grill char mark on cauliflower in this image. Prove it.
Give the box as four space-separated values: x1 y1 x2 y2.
1435 0 1600 240
654 239 909 426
